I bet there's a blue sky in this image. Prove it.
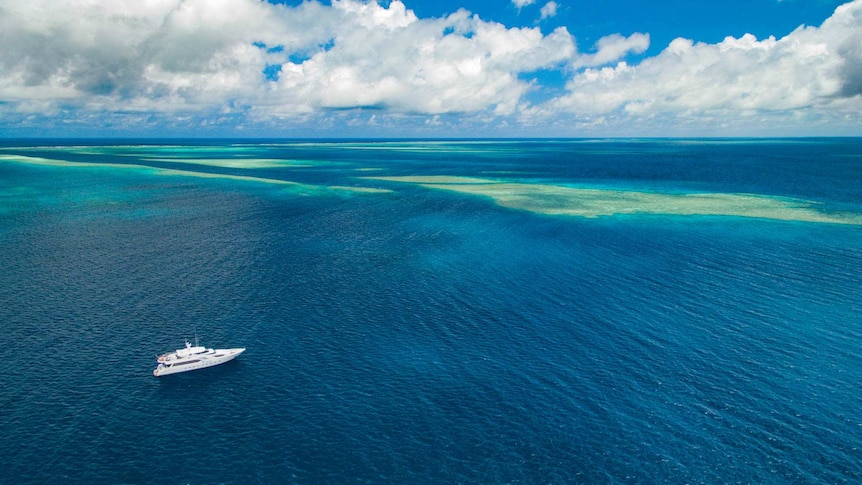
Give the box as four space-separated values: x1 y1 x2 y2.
1 0 860 137
407 1 844 48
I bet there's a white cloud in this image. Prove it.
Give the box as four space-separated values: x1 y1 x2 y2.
0 0 860 135
550 0 862 132
0 0 574 122
572 33 650 69
512 0 536 8
540 2 558 20
266 6 575 116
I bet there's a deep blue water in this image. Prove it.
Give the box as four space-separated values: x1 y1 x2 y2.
1 139 861 483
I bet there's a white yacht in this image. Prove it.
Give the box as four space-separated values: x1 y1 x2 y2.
153 340 245 377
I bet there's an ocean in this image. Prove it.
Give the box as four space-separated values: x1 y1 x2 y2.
1 139 860 483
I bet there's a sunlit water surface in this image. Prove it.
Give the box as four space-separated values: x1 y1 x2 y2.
1 139 861 483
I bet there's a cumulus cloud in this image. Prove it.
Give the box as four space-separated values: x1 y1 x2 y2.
0 0 861 135
270 5 575 116
540 2 558 20
551 0 862 131
572 33 650 69
0 0 574 122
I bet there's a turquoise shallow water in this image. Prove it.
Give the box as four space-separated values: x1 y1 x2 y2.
1 139 861 483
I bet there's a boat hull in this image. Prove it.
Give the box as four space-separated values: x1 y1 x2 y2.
153 348 245 377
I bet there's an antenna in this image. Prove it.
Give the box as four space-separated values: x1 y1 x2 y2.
194 326 198 347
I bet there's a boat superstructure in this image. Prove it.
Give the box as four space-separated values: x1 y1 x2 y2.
154 340 245 377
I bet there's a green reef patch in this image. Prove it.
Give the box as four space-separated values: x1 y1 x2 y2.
9 146 328 168
0 155 387 195
141 158 314 169
327 185 392 194
367 175 862 225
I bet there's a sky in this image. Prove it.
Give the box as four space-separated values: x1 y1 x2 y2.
1 0 860 138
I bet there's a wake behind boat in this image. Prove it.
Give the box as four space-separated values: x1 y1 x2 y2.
154 340 245 377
